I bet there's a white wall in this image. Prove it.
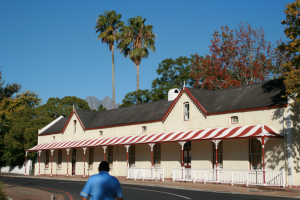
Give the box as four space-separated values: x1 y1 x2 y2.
1 160 32 175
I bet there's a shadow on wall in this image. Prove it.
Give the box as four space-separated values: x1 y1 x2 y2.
267 94 300 173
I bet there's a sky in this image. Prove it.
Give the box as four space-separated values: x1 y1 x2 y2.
0 0 294 105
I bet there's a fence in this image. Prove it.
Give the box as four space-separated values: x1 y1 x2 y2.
172 167 285 187
127 167 164 181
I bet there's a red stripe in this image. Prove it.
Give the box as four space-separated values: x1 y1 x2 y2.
212 128 228 138
235 126 256 137
252 127 262 136
108 136 126 144
200 129 217 139
188 130 205 140
264 125 278 136
133 135 148 143
168 132 184 141
222 127 241 138
160 133 175 141
175 131 192 141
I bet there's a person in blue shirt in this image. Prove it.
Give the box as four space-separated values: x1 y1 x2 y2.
80 161 123 200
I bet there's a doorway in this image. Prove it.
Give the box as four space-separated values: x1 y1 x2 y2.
183 141 191 180
72 149 76 175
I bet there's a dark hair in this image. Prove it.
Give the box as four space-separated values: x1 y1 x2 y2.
99 161 109 172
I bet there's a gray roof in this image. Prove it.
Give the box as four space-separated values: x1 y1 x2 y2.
83 99 173 129
188 78 287 114
39 79 287 135
39 99 173 135
40 118 68 135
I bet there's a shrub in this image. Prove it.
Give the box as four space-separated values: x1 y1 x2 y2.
0 180 5 200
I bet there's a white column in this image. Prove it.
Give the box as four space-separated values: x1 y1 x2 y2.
125 145 130 167
102 146 107 161
38 150 42 176
66 149 70 177
50 150 54 176
83 148 87 177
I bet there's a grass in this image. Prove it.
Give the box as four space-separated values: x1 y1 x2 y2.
0 180 5 200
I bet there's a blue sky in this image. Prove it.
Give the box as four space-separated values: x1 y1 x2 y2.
0 0 293 105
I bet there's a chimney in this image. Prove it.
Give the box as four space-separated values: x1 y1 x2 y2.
168 88 180 101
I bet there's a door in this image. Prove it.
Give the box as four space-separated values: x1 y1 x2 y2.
72 149 76 175
183 149 191 168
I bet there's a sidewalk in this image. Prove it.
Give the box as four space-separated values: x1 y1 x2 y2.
1 173 300 199
3 183 65 200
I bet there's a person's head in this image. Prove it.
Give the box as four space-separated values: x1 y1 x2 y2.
98 161 110 172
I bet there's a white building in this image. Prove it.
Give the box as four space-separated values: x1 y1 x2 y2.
27 79 299 187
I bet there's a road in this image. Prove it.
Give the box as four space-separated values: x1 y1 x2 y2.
0 176 291 200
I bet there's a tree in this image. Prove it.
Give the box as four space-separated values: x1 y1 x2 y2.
151 56 197 101
35 96 91 119
119 89 151 107
117 16 156 90
278 0 300 104
95 10 124 109
0 91 43 166
0 70 21 166
191 22 287 90
98 104 107 112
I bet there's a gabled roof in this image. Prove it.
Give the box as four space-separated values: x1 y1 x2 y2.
39 79 287 135
188 78 287 115
39 99 173 135
40 117 68 135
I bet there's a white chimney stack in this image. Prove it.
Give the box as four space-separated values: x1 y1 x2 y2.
168 88 180 101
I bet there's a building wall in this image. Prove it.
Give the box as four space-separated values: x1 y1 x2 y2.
35 92 290 183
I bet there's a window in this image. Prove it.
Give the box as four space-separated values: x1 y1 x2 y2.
250 139 262 170
142 126 147 132
231 116 238 124
154 144 161 167
184 102 189 121
53 136 55 141
213 141 223 169
99 131 103 137
73 120 77 133
129 146 135 167
108 146 113 169
89 148 94 169
58 150 62 168
45 150 50 168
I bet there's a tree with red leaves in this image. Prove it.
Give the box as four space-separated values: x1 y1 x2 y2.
191 22 287 90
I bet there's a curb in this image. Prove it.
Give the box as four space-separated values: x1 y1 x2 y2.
1 174 300 199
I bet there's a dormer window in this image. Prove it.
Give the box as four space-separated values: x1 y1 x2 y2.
231 116 238 124
99 131 103 137
142 126 147 132
184 102 189 121
73 120 77 133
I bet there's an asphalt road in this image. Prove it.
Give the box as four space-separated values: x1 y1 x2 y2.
0 176 292 200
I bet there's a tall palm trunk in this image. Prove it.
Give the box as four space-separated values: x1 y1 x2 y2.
112 44 115 109
137 64 140 90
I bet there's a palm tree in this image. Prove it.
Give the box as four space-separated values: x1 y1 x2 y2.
117 16 156 90
94 10 124 109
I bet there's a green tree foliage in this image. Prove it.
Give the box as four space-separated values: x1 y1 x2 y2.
0 91 43 166
278 0 300 104
95 10 124 109
0 70 21 166
98 104 107 112
151 56 197 101
119 89 151 107
35 96 91 119
117 16 156 90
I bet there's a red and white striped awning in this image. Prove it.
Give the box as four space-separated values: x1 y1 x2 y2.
28 125 282 151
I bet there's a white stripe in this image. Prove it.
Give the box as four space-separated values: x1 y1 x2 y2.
228 126 249 138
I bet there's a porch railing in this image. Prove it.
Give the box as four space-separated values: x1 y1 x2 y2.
172 167 285 187
127 167 164 181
